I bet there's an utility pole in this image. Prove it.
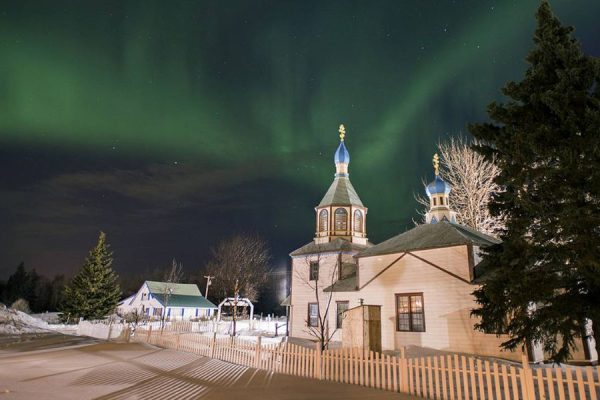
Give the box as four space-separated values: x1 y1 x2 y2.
204 275 214 298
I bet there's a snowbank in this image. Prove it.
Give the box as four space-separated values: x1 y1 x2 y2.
0 304 74 335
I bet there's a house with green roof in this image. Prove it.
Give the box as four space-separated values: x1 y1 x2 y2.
117 281 217 320
288 126 597 364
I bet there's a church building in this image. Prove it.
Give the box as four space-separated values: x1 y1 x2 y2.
288 125 597 363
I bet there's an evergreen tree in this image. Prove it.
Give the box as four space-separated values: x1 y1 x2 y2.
4 262 35 305
470 2 600 362
60 232 121 321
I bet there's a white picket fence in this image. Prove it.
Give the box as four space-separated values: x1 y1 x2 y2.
77 320 127 340
131 324 600 400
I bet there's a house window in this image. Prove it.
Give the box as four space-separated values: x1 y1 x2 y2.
310 261 319 281
319 209 328 232
354 210 363 233
153 308 162 317
141 293 146 300
336 301 349 329
308 303 319 327
396 293 425 332
334 208 348 231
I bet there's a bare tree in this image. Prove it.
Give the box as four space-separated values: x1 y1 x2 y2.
205 233 270 305
161 258 184 328
415 136 503 235
295 249 341 351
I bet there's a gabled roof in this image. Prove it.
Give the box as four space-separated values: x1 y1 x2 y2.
357 222 500 258
152 294 217 309
145 281 201 296
290 238 372 257
318 176 364 207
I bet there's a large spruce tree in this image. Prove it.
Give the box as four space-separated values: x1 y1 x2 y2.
470 2 600 362
60 232 121 321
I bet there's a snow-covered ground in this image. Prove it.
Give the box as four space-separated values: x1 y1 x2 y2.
0 304 75 335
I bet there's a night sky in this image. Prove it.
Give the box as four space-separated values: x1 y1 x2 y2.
1 1 599 282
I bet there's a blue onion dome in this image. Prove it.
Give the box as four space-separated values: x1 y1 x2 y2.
426 175 452 196
334 141 350 164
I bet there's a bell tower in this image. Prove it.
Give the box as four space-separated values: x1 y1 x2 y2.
314 125 368 245
425 153 457 224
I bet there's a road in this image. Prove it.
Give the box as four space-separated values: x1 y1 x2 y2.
0 334 415 399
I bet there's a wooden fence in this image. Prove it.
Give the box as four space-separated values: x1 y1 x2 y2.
132 325 599 400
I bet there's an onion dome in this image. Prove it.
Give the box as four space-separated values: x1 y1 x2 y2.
334 124 350 165
426 175 452 196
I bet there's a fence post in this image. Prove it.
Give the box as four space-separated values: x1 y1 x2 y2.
314 342 322 380
176 333 181 350
147 325 153 343
255 336 262 369
399 346 409 393
520 354 535 400
211 332 217 358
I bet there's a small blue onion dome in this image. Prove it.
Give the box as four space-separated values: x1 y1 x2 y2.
334 141 350 165
426 175 452 196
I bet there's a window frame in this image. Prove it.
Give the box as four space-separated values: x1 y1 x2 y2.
309 261 319 281
308 303 319 327
354 209 363 233
334 207 348 231
395 293 426 332
319 209 328 232
336 301 349 329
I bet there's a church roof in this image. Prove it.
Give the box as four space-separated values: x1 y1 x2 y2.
356 222 499 258
323 274 358 292
290 237 372 257
318 176 364 207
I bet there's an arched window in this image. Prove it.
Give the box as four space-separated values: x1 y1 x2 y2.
354 210 363 233
319 209 328 232
334 208 348 231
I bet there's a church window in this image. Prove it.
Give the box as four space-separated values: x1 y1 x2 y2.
336 301 349 329
354 210 363 232
310 262 319 281
308 303 319 327
433 198 437 206
334 208 348 231
396 293 425 332
319 209 328 232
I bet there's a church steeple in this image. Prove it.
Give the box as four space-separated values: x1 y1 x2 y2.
334 124 350 177
425 153 457 224
314 125 368 245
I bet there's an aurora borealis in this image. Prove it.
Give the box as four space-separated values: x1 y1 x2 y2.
1 1 599 282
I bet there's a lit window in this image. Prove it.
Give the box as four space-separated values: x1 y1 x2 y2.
336 301 349 329
354 210 363 233
319 209 328 232
308 303 319 327
396 293 425 332
335 208 348 230
310 262 319 281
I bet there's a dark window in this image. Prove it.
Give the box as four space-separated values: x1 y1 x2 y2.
319 209 328 232
153 308 163 317
336 301 349 329
396 293 425 332
310 261 319 281
334 208 348 230
308 303 319 327
354 210 363 233
433 198 437 206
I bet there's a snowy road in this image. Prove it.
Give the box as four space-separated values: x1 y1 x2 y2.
0 336 415 399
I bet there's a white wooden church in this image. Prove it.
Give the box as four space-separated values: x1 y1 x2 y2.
288 125 597 363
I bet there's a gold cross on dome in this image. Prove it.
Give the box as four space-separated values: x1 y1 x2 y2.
433 153 439 176
339 124 346 141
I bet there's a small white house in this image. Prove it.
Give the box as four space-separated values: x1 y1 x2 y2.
118 281 217 320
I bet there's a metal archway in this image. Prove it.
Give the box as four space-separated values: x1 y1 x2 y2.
216 297 254 322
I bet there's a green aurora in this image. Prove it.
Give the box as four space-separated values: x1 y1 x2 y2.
0 1 599 281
